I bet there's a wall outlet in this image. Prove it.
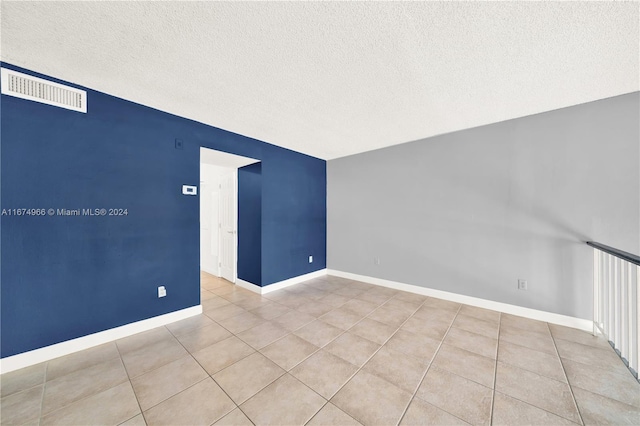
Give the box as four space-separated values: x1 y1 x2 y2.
374 257 380 265
517 279 527 290
308 255 313 263
158 286 167 298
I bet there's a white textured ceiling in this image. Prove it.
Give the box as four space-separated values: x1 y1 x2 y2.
1 2 638 160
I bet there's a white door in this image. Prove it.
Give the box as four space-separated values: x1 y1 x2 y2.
200 183 221 276
219 172 236 282
209 188 220 275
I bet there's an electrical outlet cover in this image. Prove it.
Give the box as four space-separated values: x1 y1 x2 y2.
182 185 197 195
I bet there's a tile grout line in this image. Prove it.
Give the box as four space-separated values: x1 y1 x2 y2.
119 329 192 375
298 293 402 425
285 373 346 426
291 290 433 425
202 277 363 423
37 361 50 426
250 285 388 374
302 398 360 426
169 306 253 426
551 336 640 382
495 320 639 406
208 286 262 426
489 312 502 426
233 278 340 425
266 290 394 374
144 376 213 420
114 329 150 425
38 341 134 425
209 280 337 425
322 294 429 424
548 323 586 426
170 294 255 426
303 400 332 426
309 286 503 425
487 320 587 426
124 317 242 422
499 325 568 356
492 320 592 424
396 303 467 426
37 345 138 425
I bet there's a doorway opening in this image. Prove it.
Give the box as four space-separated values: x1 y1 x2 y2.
199 147 261 296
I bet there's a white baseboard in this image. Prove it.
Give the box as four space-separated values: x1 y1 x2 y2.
237 269 328 295
236 278 262 293
200 266 219 277
0 305 202 374
261 269 328 294
327 269 592 332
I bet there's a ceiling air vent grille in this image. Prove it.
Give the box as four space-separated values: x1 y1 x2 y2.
1 68 87 113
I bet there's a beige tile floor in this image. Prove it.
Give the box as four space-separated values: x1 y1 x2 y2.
2 272 639 425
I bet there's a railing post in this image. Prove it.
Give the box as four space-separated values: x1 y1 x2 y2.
620 259 628 362
634 265 639 375
587 241 640 380
600 250 605 332
628 262 637 374
593 248 600 336
615 256 621 349
607 253 613 339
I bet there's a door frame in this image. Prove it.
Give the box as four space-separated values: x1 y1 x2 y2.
199 165 237 283
199 147 261 288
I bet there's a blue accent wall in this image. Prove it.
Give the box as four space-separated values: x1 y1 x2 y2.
261 147 327 285
0 63 327 358
237 163 262 286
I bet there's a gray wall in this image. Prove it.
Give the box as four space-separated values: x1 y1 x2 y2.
328 92 639 320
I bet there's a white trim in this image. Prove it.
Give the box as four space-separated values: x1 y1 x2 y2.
0 305 202 374
200 266 219 277
327 269 592 332
236 269 328 295
236 278 262 294
261 269 328 294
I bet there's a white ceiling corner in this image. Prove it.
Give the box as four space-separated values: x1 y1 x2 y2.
1 1 638 160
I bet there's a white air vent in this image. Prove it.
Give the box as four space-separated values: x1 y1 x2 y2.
1 68 86 113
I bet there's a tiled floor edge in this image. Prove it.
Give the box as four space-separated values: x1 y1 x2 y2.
327 269 592 333
0 305 203 375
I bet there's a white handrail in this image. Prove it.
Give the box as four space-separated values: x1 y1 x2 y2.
592 246 639 379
